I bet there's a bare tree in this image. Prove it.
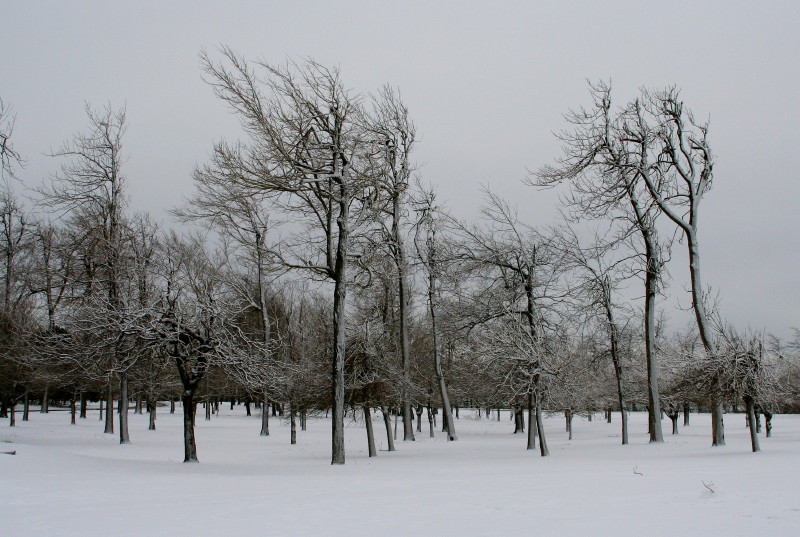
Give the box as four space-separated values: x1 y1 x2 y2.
176 153 282 437
0 99 22 181
628 88 724 445
413 188 457 441
199 50 379 464
38 104 134 443
365 85 418 442
559 226 635 444
451 191 564 455
535 82 668 443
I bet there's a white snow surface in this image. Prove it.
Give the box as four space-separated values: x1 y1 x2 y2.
2 407 798 536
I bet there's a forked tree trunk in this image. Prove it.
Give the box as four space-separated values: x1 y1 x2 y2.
364 405 376 457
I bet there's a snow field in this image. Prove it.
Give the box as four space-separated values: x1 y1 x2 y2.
2 406 799 536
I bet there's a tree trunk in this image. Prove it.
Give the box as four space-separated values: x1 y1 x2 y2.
134 396 142 414
763 410 773 438
104 385 114 434
682 229 725 446
290 406 297 445
9 398 15 427
745 397 760 453
260 392 270 436
182 391 198 462
148 399 157 431
526 391 537 450
428 261 456 441
381 406 395 452
415 405 423 433
23 391 29 421
606 312 628 445
644 257 663 443
70 394 77 425
427 405 434 438
364 405 376 457
301 410 307 431
390 182 415 444
244 400 251 416
669 412 679 435
41 386 49 413
683 402 690 426
79 392 87 419
330 184 349 465
513 405 524 434
205 400 211 421
711 398 725 447
566 409 573 440
535 391 549 457
170 400 175 414
119 372 130 444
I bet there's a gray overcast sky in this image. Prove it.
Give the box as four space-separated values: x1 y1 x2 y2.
3 0 798 337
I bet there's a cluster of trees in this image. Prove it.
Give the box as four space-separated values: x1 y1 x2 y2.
1 54 798 464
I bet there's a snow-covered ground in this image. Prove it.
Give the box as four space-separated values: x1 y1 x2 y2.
2 406 798 536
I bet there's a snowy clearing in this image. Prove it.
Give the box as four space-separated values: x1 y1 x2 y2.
2 407 798 536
